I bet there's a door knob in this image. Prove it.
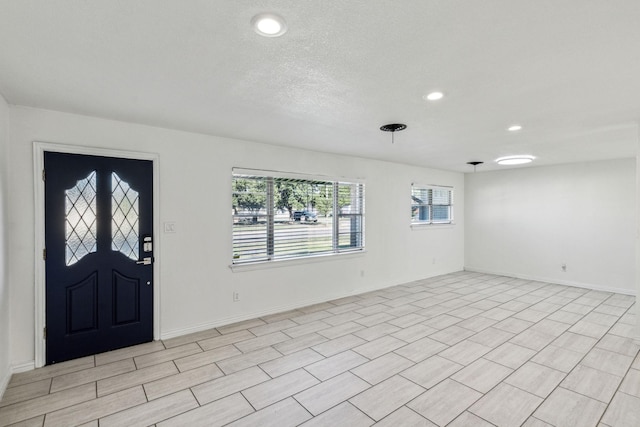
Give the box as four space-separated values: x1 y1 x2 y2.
136 257 152 265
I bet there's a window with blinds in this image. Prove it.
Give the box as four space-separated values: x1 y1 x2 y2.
411 184 453 225
232 170 365 264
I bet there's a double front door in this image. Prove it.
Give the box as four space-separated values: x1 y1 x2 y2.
44 152 153 364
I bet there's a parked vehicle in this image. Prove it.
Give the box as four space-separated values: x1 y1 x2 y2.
293 210 317 222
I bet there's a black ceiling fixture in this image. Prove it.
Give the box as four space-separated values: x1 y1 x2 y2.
380 123 407 144
467 161 484 172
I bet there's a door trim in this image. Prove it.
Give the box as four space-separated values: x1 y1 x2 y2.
34 141 161 368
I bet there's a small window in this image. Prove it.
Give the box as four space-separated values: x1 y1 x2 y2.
411 184 453 225
232 169 365 265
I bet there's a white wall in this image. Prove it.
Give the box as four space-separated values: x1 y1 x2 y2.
7 106 464 366
465 159 636 294
0 94 10 397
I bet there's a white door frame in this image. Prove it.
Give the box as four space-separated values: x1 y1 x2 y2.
33 141 161 368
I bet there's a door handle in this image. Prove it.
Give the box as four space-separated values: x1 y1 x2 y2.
136 257 152 265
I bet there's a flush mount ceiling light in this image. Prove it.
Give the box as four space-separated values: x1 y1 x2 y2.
424 91 444 101
251 13 287 37
380 123 407 144
495 155 535 165
507 124 523 132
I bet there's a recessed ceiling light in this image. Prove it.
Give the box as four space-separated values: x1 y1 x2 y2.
251 13 287 37
424 91 444 101
507 124 523 132
495 155 535 165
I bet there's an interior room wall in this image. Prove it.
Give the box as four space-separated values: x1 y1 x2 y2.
465 158 636 294
0 94 11 397
7 106 465 367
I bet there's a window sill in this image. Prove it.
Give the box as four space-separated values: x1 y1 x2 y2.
229 250 366 272
411 222 455 231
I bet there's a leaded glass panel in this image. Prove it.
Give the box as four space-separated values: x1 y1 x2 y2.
65 171 97 266
111 172 139 260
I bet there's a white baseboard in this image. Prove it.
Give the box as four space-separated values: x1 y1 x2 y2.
0 366 10 402
12 361 35 374
464 267 636 296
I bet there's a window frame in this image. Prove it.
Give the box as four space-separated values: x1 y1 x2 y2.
231 168 365 266
411 183 454 227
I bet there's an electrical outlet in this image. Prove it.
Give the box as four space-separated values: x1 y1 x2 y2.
233 292 240 302
561 263 567 272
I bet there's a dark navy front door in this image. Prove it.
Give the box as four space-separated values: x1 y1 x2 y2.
44 152 153 364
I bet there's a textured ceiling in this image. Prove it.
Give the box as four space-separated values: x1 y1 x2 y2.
0 0 639 172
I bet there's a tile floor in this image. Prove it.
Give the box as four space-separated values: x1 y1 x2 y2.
1 271 639 427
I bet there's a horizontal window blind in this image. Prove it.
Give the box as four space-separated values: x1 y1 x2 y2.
232 173 365 264
411 184 453 224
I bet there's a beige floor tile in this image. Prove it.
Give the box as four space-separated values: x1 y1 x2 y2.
311 334 367 357
0 379 51 408
355 323 401 341
173 344 241 372
563 302 594 315
191 366 269 405
619 368 640 397
582 311 619 327
350 375 424 421
481 307 516 321
451 358 513 393
216 318 266 334
0 383 96 426
374 406 436 427
43 386 146 427
216 346 282 374
162 328 220 348
455 315 498 332
521 417 554 427
352 353 414 385
388 313 429 328
355 304 389 316
504 362 565 398
484 342 536 369
144 362 223 400
421 313 461 330
408 379 481 426
568 320 610 339
393 337 448 363
355 313 396 328
242 369 319 410
510 329 556 351
97 361 178 397
198 329 255 351
531 345 583 373
227 397 312 427
513 309 549 323
609 321 636 338
400 355 463 389
429 325 475 346
134 343 201 369
294 372 369 415
547 310 584 324
95 342 164 366
601 392 640 427
300 402 373 427
470 383 542 427
248 319 298 336
534 387 607 427
273 333 327 355
318 321 366 339
292 309 332 324
8 357 95 388
233 331 290 353
561 364 622 403
596 334 640 357
157 393 253 427
581 347 634 377
467 327 514 348
438 340 493 366
5 415 45 426
305 350 367 381
493 317 534 334
552 331 598 353
99 389 198 427
50 359 136 393
283 320 332 339
326 302 362 314
259 348 324 378
448 411 494 427
322 311 364 327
